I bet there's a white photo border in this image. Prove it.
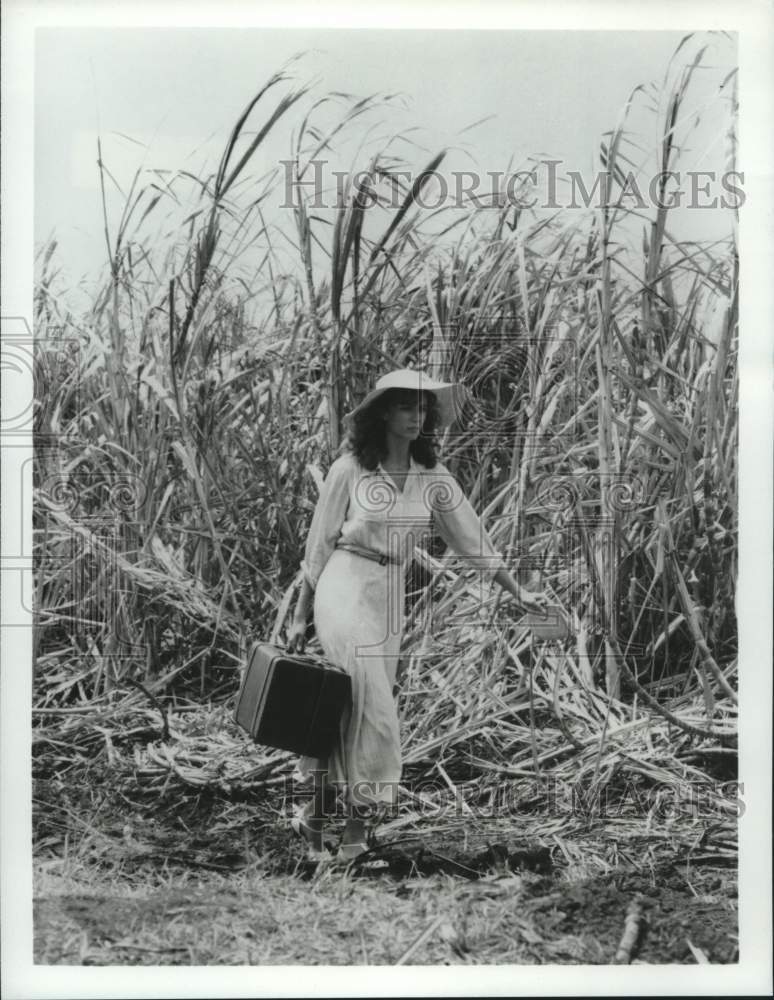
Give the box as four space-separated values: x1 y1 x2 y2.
2 1 771 997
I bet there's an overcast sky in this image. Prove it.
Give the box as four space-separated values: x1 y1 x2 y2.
35 28 737 289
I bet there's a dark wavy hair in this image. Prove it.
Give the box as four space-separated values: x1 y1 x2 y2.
343 387 440 470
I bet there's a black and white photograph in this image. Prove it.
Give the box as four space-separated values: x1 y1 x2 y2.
1 1 772 996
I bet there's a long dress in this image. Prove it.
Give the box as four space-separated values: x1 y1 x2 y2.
296 449 507 807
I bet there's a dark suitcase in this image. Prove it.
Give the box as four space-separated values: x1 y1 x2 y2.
234 642 352 757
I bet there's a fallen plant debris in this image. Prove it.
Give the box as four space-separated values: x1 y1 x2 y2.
613 893 646 963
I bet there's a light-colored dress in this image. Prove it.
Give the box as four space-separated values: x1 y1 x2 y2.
297 449 507 806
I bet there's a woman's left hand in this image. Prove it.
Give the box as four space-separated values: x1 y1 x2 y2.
516 601 571 641
493 568 569 639
511 587 548 615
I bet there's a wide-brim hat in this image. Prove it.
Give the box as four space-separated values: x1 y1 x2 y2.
343 369 467 427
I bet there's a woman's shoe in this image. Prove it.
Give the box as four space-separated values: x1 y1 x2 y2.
335 843 388 870
335 840 370 863
290 812 332 862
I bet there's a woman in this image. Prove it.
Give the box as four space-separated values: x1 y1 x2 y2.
286 369 557 861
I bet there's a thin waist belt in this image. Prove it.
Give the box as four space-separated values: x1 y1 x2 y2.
335 542 402 566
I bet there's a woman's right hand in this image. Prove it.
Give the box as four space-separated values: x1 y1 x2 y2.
286 617 308 654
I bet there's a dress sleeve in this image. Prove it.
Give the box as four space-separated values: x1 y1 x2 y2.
300 456 352 590
429 464 508 584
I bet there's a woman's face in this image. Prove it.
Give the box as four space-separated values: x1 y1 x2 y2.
382 391 430 441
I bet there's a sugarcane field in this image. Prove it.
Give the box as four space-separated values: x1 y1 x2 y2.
8 19 765 985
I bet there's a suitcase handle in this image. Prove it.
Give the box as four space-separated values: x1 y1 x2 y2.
248 640 343 674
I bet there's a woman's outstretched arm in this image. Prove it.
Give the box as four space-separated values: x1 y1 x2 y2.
429 463 568 638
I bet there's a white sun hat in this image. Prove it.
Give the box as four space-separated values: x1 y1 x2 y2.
343 368 467 427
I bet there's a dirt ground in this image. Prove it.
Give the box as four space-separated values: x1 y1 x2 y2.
34 798 738 966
